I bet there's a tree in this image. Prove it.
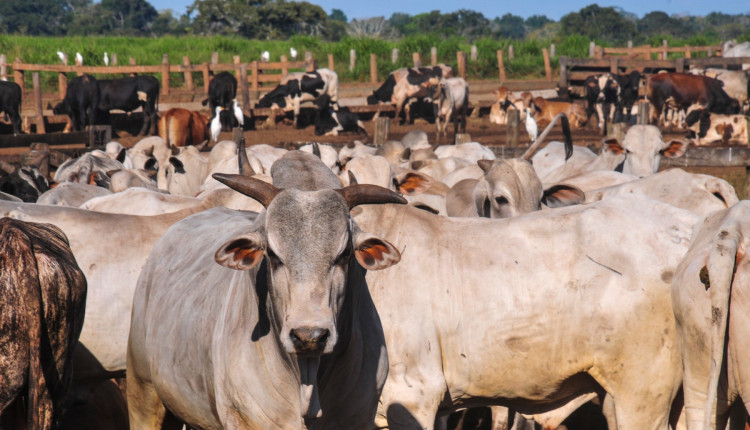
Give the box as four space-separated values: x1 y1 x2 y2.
525 15 551 30
494 13 526 39
0 0 71 35
100 0 158 34
329 8 347 23
638 11 688 39
560 4 636 44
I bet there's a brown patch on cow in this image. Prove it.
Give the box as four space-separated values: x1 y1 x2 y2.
700 266 711 290
398 173 432 195
715 123 734 142
711 306 722 326
661 270 673 284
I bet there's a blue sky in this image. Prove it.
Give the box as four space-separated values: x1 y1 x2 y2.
150 0 749 20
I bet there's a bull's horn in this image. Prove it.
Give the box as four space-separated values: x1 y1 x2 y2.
213 173 282 208
336 184 407 209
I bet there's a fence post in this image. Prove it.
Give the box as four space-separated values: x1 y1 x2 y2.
239 64 249 112
413 52 421 68
14 57 24 98
203 62 211 95
374 117 389 145
58 53 67 101
161 54 170 96
350 49 356 72
306 55 317 72
457 51 467 79
328 53 334 71
497 50 506 82
707 46 714 57
589 42 596 58
370 53 378 83
470 45 477 61
183 56 194 92
506 109 519 146
280 55 288 77
685 45 691 59
543 48 552 80
662 40 668 60
0 54 6 81
508 45 514 60
211 52 219 67
32 72 45 134
675 57 686 73
558 56 568 90
392 48 398 64
637 101 650 125
111 54 118 66
550 44 556 58
431 47 437 66
609 57 619 74
129 57 136 77
250 61 259 91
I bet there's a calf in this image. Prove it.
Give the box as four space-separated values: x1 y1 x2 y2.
0 81 22 135
648 72 741 124
615 70 642 124
313 94 366 136
684 108 749 145
488 86 511 125
0 219 87 430
532 97 587 128
53 74 100 132
158 108 209 148
433 77 469 137
257 68 338 128
201 71 238 131
97 75 160 136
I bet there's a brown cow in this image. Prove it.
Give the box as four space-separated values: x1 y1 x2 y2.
533 97 588 128
158 108 209 148
648 72 740 123
0 219 87 429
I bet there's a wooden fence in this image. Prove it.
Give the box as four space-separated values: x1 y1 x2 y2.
589 41 722 60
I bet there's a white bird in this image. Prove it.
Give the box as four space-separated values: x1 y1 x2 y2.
75 52 83 65
103 52 109 66
525 107 538 143
232 99 244 127
261 50 270 62
290 47 298 59
210 106 222 142
57 51 66 63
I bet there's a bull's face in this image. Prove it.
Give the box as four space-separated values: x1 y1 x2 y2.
214 188 400 356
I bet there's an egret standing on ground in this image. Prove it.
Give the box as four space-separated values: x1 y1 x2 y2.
103 52 109 66
210 106 223 142
290 47 298 59
232 99 244 127
525 107 538 144
261 51 270 62
75 52 83 65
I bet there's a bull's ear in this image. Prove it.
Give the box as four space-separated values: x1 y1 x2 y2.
144 157 158 172
477 159 494 173
215 233 265 271
542 184 586 208
394 171 433 195
353 233 400 271
661 139 687 158
169 157 185 174
602 138 625 155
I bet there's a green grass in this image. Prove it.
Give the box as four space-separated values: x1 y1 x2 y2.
0 33 722 92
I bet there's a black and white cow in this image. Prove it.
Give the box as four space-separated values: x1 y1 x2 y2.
53 74 100 132
0 80 22 135
432 77 469 137
367 65 454 124
0 166 50 202
614 70 642 124
314 94 366 136
584 73 621 134
257 68 338 128
201 71 239 131
96 75 160 136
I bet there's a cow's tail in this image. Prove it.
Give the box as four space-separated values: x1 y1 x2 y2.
702 220 743 430
1 224 45 428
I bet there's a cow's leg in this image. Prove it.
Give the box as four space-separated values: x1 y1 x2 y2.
127 371 172 430
293 98 301 128
379 362 446 430
395 100 405 125
595 103 604 129
11 111 22 135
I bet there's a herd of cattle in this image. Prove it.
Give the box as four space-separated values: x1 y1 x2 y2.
0 47 750 430
0 102 749 429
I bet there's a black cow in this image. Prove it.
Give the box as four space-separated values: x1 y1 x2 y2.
201 71 238 131
314 94 366 136
613 71 642 124
0 167 50 202
256 68 338 128
0 81 22 135
97 75 160 136
648 72 741 124
53 74 100 132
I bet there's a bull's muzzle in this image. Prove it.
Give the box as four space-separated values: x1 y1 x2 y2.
290 327 330 355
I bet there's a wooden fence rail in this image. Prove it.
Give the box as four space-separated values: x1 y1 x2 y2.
592 41 722 60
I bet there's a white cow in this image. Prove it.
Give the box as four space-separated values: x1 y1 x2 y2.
127 152 404 429
671 201 750 430
355 196 698 430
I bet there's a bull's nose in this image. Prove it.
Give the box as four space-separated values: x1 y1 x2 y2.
290 327 330 354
